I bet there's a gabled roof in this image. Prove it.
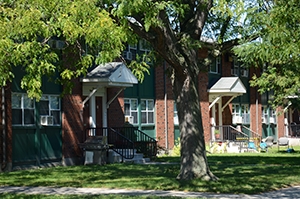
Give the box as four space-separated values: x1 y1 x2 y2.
81 62 138 87
208 77 246 95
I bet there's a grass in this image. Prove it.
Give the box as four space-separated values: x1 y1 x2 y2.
1 146 300 198
0 194 182 199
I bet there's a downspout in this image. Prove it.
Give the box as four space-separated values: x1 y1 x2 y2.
164 62 168 149
1 87 6 171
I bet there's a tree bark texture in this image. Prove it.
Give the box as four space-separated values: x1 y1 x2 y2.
173 68 217 181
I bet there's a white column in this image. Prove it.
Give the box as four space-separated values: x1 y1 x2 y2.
89 95 96 136
218 98 223 139
211 104 216 141
102 89 107 130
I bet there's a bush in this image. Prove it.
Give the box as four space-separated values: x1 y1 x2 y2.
171 137 180 156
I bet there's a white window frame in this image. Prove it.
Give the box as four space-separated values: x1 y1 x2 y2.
270 108 277 124
40 95 61 126
124 98 138 124
139 40 150 52
232 104 240 124
232 104 250 124
262 106 268 124
141 99 154 124
174 102 179 125
12 93 35 126
129 44 137 50
209 56 221 74
241 104 250 124
231 57 248 77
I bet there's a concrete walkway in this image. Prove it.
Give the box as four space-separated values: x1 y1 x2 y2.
1 185 300 198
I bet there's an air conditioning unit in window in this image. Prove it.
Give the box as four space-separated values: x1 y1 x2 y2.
269 117 275 124
236 116 243 124
125 116 134 124
232 116 242 124
40 116 54 126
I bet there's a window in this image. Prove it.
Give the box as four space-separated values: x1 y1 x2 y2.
40 95 61 125
262 106 277 124
232 104 240 124
141 99 154 124
270 108 277 124
231 57 248 77
209 56 221 74
232 104 250 124
241 104 250 124
139 39 151 52
174 102 179 125
262 106 268 124
12 93 35 126
124 98 138 124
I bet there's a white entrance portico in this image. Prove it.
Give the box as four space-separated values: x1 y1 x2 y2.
208 77 246 140
80 62 138 135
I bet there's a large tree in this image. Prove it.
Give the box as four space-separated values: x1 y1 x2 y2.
0 0 248 181
234 0 300 108
106 0 248 181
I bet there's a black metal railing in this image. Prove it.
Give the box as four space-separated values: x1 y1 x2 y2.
85 127 134 160
288 124 300 137
110 127 157 158
213 125 249 141
108 128 135 160
84 127 157 159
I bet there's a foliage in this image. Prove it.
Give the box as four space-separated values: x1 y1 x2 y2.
0 0 128 99
234 0 300 108
171 137 181 156
0 0 266 181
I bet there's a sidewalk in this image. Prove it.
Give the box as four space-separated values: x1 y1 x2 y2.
1 185 300 198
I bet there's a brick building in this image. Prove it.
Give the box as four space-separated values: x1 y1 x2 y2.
1 42 299 171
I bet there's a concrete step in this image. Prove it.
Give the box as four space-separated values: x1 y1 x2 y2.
108 150 149 164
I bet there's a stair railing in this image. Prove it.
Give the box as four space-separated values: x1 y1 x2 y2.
241 125 261 147
111 127 157 158
84 127 134 160
214 125 249 141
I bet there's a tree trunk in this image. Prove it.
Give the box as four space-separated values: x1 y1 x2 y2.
173 69 218 181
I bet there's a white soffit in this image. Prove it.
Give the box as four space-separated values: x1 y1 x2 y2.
208 77 246 95
81 62 138 87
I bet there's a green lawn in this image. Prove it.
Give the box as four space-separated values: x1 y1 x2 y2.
0 194 182 199
1 146 300 198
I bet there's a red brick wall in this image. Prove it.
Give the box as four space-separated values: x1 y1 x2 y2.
198 71 210 142
61 46 85 163
155 63 174 149
108 88 125 127
277 107 285 138
249 67 262 137
221 54 234 125
62 78 84 161
3 85 12 170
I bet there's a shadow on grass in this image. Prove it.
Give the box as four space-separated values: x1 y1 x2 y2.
1 154 300 195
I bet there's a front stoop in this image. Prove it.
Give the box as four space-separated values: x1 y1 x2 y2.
108 149 150 164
